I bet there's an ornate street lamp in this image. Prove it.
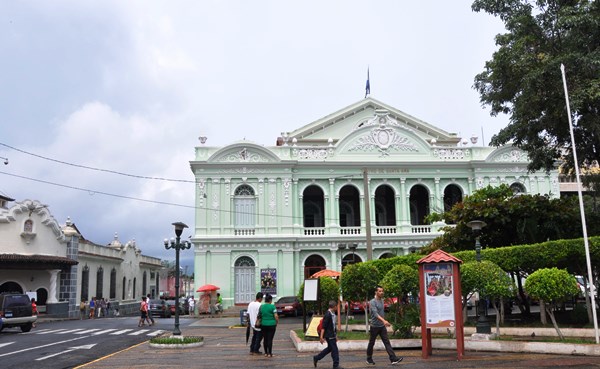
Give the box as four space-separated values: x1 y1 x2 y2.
466 220 490 334
164 222 192 335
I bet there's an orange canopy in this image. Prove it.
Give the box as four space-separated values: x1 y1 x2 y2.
310 269 341 279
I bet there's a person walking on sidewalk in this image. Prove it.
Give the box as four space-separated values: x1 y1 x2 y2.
138 296 149 327
259 294 278 358
248 292 263 355
145 294 155 326
313 300 343 369
366 286 403 366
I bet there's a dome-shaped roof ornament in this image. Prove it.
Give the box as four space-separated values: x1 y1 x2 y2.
108 232 123 249
62 216 80 237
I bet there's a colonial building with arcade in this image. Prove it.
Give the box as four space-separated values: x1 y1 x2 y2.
190 98 559 308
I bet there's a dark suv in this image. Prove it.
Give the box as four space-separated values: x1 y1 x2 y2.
0 293 37 332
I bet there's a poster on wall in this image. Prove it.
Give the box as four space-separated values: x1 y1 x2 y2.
260 268 277 295
424 263 455 327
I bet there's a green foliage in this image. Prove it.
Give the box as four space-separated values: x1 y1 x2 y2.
471 0 600 172
150 336 203 344
390 303 421 338
524 268 579 304
340 263 380 302
380 264 419 299
460 260 514 301
426 184 587 253
297 276 340 314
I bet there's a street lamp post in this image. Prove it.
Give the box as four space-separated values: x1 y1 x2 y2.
164 222 192 336
466 220 490 334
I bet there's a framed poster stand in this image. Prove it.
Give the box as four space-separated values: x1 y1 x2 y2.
302 278 319 333
416 250 464 360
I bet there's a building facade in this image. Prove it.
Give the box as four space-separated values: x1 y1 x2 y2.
0 197 163 317
190 98 559 307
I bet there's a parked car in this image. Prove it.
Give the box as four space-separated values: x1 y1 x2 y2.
275 296 302 317
0 293 37 332
166 299 188 315
148 299 171 318
347 298 396 313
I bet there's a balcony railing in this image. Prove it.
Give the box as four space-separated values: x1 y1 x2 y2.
234 229 256 236
340 227 361 235
411 225 432 234
304 227 326 236
375 226 397 234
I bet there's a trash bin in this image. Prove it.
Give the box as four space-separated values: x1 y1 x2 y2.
240 309 248 326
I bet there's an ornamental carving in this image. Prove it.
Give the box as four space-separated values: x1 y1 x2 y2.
292 148 331 160
492 149 528 163
349 124 418 156
433 148 468 160
215 148 271 163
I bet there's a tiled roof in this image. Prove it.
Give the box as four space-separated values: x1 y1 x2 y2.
416 249 462 264
0 253 77 265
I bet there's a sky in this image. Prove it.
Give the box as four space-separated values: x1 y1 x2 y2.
0 1 509 270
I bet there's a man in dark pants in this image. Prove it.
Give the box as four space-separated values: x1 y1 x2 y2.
313 300 342 368
366 286 403 365
248 292 263 355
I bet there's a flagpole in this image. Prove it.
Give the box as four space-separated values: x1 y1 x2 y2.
560 63 599 344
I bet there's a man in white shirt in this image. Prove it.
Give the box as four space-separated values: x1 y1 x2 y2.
188 296 196 316
247 292 263 355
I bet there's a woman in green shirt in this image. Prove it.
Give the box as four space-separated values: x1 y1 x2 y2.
259 294 279 357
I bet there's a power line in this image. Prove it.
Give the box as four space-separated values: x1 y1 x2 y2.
0 142 196 184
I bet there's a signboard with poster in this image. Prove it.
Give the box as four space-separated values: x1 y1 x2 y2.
260 268 277 296
417 250 465 361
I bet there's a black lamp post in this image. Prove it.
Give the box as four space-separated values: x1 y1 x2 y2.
164 222 192 336
466 220 491 334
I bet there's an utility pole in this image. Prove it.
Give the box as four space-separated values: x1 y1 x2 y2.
363 168 373 260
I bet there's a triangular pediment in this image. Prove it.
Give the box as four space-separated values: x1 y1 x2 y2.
287 97 460 147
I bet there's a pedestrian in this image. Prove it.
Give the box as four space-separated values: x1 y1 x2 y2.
138 296 148 327
259 293 278 358
247 292 263 355
313 300 342 368
79 299 86 320
146 294 155 326
31 298 38 328
215 293 223 314
188 296 195 316
89 297 96 319
99 298 107 318
366 286 403 365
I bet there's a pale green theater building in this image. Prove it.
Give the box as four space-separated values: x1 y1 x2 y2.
190 98 559 308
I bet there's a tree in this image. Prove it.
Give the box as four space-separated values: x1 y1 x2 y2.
460 260 514 335
380 264 420 336
340 263 380 332
471 0 600 172
524 267 579 340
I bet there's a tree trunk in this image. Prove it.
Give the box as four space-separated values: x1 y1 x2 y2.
515 273 531 315
547 306 564 340
539 299 547 325
492 300 500 336
499 297 505 325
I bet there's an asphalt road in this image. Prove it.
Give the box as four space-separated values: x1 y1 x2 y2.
0 315 178 369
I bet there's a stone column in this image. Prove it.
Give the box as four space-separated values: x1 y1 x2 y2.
47 269 61 303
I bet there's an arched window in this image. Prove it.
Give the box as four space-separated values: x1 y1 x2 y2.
409 185 430 225
510 182 526 195
235 256 255 267
304 254 326 279
133 277 137 299
339 185 360 227
444 184 463 212
234 184 256 231
81 266 90 301
110 268 117 299
96 266 104 299
24 219 33 233
375 185 396 226
122 276 126 300
303 185 325 227
142 271 147 297
379 252 395 259
341 253 363 270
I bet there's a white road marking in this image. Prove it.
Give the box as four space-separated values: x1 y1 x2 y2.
35 343 96 361
110 329 134 335
57 328 85 334
37 329 67 334
128 329 150 336
91 329 118 335
0 336 87 358
74 328 101 335
147 330 164 337
0 342 15 349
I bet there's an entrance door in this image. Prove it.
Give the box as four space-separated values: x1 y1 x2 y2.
234 256 255 304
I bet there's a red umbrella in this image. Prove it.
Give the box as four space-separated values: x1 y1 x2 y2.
196 284 220 292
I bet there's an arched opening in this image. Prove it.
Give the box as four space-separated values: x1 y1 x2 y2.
303 185 325 228
341 253 363 270
444 184 463 212
36 288 48 306
110 268 117 299
339 185 361 227
0 281 23 294
234 184 256 231
304 254 326 279
142 271 147 297
234 256 255 304
96 266 104 299
81 266 90 301
375 184 396 226
379 252 395 259
24 219 33 232
133 277 137 299
409 184 430 225
510 182 526 195
122 276 126 300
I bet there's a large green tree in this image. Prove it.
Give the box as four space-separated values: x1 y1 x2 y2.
472 0 600 172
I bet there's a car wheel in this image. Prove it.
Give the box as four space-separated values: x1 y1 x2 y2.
21 323 33 332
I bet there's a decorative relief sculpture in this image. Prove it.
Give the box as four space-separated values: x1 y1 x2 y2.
492 149 529 162
215 148 271 162
292 148 330 160
433 148 467 160
348 122 418 156
282 178 291 207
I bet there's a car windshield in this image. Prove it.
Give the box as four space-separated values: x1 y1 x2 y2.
277 297 295 304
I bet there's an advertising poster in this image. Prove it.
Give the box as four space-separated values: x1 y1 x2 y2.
424 263 455 327
260 268 277 295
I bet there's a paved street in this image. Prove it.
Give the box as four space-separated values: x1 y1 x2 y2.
77 317 600 369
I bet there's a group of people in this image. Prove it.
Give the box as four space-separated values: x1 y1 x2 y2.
138 294 156 327
314 286 403 368
247 292 279 358
79 297 112 319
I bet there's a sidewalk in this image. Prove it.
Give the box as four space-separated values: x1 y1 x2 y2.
76 317 600 369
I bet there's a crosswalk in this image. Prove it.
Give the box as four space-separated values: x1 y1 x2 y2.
23 328 164 337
